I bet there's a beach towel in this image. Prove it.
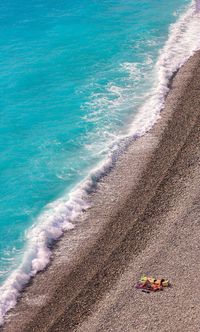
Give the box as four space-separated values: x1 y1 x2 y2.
136 275 170 292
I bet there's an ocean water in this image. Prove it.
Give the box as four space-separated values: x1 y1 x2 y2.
0 0 200 324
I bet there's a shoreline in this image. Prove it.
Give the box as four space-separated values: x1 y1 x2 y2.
2 51 200 331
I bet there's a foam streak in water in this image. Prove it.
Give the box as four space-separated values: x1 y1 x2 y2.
130 0 200 136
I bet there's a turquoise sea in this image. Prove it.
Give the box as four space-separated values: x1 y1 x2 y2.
0 0 200 323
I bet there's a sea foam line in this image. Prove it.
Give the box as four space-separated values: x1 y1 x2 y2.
129 0 200 137
0 0 200 326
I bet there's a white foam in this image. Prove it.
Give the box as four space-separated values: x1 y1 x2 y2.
0 0 200 326
129 0 200 137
